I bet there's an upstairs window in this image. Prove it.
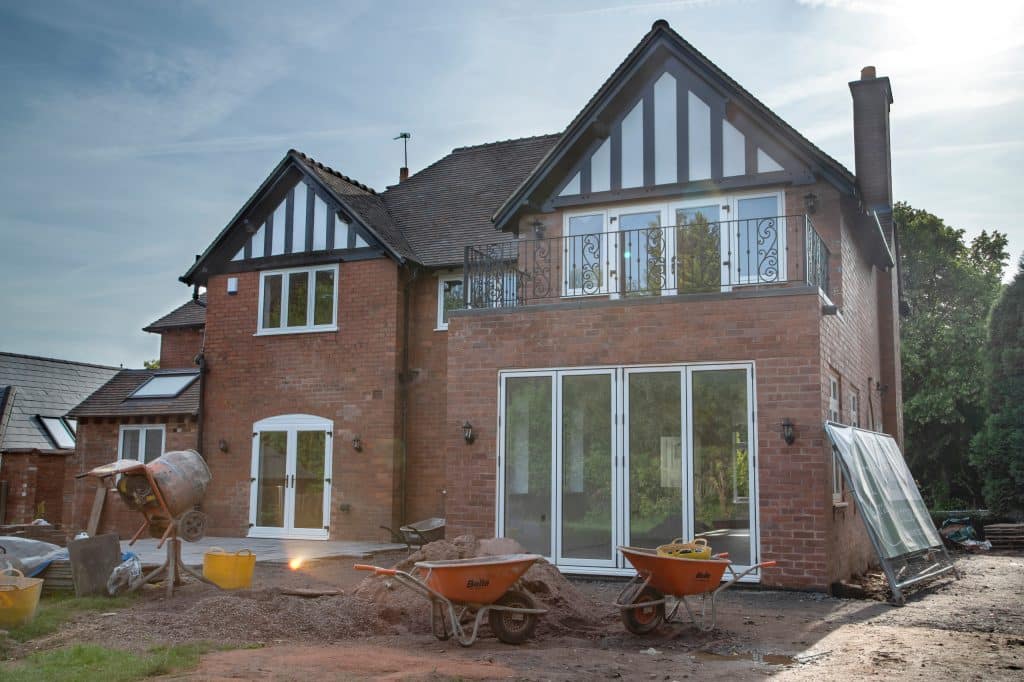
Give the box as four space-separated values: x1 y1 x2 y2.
437 275 465 330
258 265 338 335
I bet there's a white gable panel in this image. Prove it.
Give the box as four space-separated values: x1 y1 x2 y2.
335 218 350 249
688 92 711 181
270 214 285 255
354 231 369 248
723 120 745 177
654 72 677 185
272 199 288 253
621 100 644 188
291 183 307 246
757 148 784 173
591 138 611 193
251 224 265 258
312 206 328 250
560 172 581 197
232 247 243 261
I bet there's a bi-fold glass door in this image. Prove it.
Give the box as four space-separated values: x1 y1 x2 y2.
499 364 758 575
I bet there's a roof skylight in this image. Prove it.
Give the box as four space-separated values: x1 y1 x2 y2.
39 416 75 449
129 373 199 399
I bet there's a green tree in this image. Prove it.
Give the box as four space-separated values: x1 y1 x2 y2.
143 359 160 369
970 255 1024 516
897 202 1007 507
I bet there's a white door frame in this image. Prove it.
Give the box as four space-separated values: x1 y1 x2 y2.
607 202 672 298
249 413 333 540
497 362 761 580
555 368 619 568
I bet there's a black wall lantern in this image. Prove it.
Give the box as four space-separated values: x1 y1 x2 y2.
804 192 818 215
352 434 363 452
781 418 796 445
531 219 546 239
462 421 475 444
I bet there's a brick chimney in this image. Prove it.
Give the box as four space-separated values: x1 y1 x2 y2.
849 66 893 212
399 166 409 182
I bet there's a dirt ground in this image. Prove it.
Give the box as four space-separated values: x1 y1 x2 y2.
6 549 1023 680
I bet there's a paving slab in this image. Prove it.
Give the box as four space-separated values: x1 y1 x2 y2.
122 536 406 566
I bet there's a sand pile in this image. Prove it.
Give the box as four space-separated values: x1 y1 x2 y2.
352 535 610 637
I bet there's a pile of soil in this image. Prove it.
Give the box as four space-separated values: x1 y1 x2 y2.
352 536 611 636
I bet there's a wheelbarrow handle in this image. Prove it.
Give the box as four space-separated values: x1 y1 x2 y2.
353 564 397 575
760 560 777 567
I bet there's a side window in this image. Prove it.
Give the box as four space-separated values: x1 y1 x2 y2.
437 275 465 330
829 374 843 501
119 425 166 464
849 389 861 428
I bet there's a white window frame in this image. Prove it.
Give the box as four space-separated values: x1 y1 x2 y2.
727 190 787 285
849 390 861 429
256 264 339 336
436 273 465 331
117 424 166 464
828 375 843 501
39 416 76 449
608 202 672 297
562 209 610 297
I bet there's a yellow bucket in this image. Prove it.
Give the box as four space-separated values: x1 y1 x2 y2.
0 568 44 628
203 548 256 590
656 537 712 560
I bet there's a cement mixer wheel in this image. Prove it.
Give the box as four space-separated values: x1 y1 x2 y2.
179 510 208 542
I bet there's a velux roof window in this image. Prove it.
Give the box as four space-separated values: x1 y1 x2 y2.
130 373 199 399
39 416 76 449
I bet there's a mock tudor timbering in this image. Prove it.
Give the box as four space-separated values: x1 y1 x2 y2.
66 20 902 591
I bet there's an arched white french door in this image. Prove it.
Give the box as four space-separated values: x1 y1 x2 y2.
249 414 333 539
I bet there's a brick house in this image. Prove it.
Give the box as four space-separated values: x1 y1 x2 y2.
69 20 902 590
0 353 118 525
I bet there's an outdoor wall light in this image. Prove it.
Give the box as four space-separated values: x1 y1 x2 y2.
462 421 475 444
218 439 229 453
804 192 818 214
352 434 363 452
532 219 546 239
781 418 796 445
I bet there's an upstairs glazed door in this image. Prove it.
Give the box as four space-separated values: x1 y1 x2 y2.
249 415 333 540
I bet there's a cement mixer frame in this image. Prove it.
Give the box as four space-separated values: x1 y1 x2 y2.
85 450 217 596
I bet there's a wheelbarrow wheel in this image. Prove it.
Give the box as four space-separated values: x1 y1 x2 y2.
488 589 538 645
622 586 665 635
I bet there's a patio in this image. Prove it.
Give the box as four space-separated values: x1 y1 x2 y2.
122 536 406 566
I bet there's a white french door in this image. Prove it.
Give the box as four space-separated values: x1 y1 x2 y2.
249 414 333 540
498 363 759 577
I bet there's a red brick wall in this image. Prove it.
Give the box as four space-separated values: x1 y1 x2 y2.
1 452 68 525
63 416 199 538
404 270 457 521
445 291 831 590
199 258 403 540
158 328 204 369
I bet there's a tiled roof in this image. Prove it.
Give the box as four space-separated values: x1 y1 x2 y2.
380 135 560 266
143 294 207 332
0 353 120 452
292 151 416 261
68 369 200 419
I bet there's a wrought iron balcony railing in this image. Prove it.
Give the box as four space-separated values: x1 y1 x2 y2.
464 214 830 309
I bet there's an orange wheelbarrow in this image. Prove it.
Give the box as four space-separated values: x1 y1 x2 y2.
615 546 777 633
355 553 547 646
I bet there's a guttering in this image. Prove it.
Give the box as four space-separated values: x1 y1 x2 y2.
398 263 422 525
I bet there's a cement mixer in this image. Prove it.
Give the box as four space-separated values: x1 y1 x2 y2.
86 449 216 596
87 449 211 546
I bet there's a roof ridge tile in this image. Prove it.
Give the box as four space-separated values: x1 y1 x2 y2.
288 149 378 195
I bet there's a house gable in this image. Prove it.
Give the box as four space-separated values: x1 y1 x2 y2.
493 20 857 231
182 151 404 286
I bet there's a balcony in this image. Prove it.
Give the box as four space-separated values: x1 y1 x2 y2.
464 214 830 308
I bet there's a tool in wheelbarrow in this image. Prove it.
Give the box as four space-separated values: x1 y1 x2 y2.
83 450 217 597
379 517 445 550
355 553 547 646
615 545 777 633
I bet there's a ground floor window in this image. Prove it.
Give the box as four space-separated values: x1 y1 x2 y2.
497 363 758 576
118 425 165 464
249 414 333 540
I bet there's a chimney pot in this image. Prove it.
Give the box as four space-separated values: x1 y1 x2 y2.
861 65 876 80
399 166 409 182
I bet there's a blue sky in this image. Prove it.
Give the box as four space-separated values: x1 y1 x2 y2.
1 0 1021 367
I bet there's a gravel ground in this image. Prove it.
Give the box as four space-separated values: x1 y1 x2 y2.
3 549 1022 680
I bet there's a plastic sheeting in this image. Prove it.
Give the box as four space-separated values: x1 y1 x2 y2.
825 422 943 558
